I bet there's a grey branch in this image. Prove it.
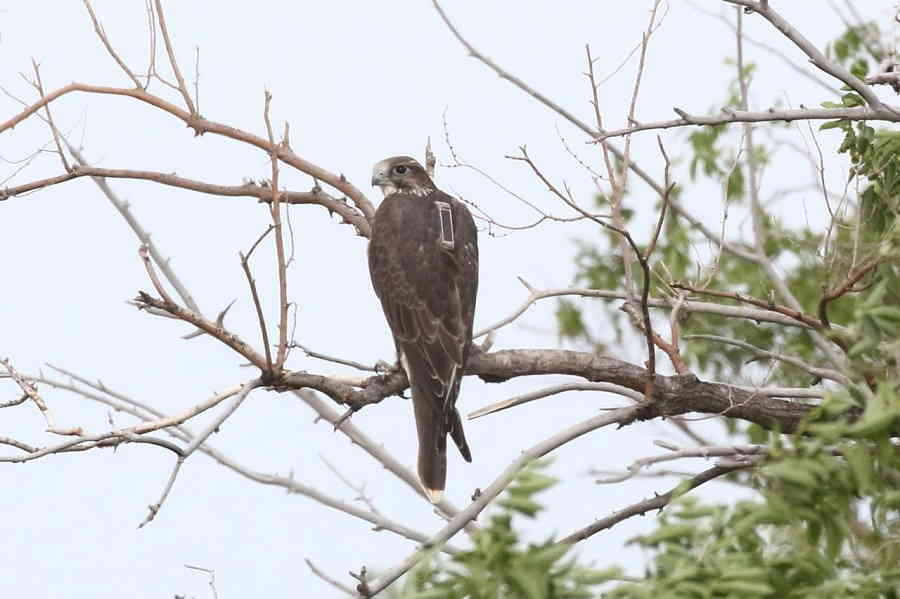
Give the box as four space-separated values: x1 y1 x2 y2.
18 373 457 552
559 462 751 545
293 390 474 531
722 0 895 113
64 144 202 314
685 334 849 385
597 105 896 141
283 348 831 435
596 443 765 484
474 283 836 340
468 382 643 420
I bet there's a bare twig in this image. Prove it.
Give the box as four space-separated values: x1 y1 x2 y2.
184 565 219 599
595 105 895 140
82 0 143 88
559 462 752 545
139 244 176 307
291 344 377 373
687 0 841 96
67 143 203 313
134 292 268 369
139 378 262 527
468 382 643 420
306 559 356 597
684 334 850 385
818 256 880 328
475 282 835 340
138 456 184 527
263 91 290 371
152 0 196 114
671 283 823 329
29 369 467 548
0 83 374 232
240 225 275 370
723 0 893 112
596 443 765 484
29 61 70 173
1 358 76 435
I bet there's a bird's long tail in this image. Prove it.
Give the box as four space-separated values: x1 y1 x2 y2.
411 391 472 504
411 384 448 503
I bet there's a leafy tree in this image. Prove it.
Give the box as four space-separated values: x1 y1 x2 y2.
395 5 900 598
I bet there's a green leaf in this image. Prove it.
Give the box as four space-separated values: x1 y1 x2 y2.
528 542 571 569
573 566 625 585
710 580 774 595
498 495 544 518
761 460 819 487
841 93 864 107
819 119 847 130
840 443 875 493
639 523 696 546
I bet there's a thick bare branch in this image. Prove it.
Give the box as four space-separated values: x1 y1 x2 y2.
282 349 822 434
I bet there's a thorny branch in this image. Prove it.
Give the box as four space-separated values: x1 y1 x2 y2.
818 255 881 329
558 461 753 545
596 442 766 484
240 225 275 370
4 370 458 549
1 358 80 436
263 91 290 371
0 82 374 235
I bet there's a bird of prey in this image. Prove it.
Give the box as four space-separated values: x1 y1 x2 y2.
368 156 478 502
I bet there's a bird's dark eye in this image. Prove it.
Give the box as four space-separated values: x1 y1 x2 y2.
392 165 409 175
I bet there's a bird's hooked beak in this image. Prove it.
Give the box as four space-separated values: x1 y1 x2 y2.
371 170 389 188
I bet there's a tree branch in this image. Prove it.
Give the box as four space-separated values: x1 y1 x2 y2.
282 349 822 435
0 83 374 234
558 462 752 545
597 105 895 141
723 0 894 112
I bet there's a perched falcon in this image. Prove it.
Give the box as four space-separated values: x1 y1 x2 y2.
368 156 479 502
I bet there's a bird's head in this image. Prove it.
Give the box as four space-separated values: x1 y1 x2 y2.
371 156 435 197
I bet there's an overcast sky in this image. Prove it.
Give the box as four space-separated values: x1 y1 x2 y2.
0 2 872 597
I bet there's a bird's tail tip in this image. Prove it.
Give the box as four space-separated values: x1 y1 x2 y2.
424 487 444 504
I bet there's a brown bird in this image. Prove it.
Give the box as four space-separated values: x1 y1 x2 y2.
368 156 478 502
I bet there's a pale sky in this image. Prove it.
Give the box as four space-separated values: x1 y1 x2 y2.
0 2 865 597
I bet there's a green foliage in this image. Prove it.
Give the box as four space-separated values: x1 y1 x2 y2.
556 299 589 342
392 460 617 599
605 385 900 598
